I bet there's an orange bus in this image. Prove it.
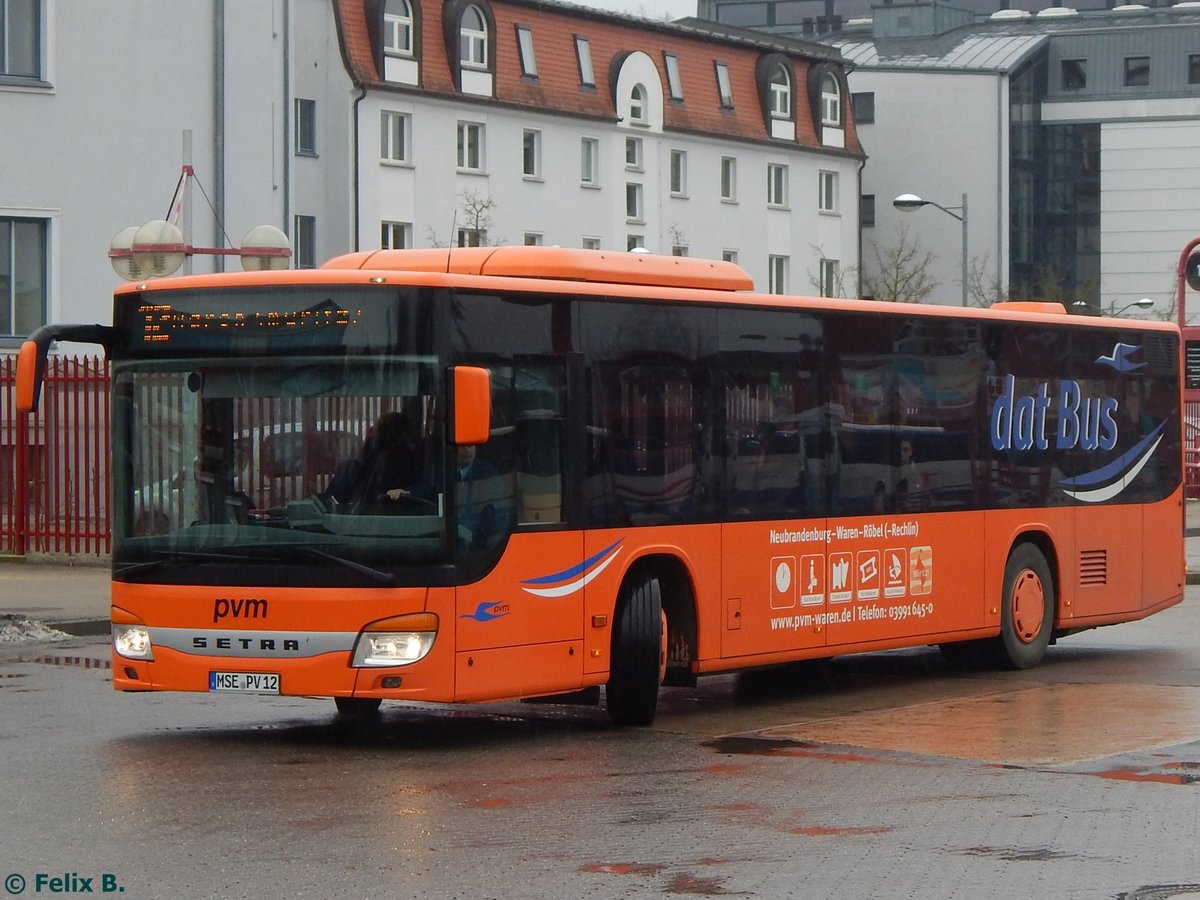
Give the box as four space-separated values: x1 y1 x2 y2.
16 247 1185 725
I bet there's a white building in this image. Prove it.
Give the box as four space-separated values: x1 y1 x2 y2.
0 0 865 347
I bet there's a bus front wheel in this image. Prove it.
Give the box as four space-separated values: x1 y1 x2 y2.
995 543 1054 670
606 574 663 726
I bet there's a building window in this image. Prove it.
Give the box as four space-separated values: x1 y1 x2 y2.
458 227 486 247
523 128 541 179
722 249 738 264
457 121 484 171
1124 56 1150 87
768 255 788 294
1190 54 1200 85
383 0 414 56
626 183 644 222
575 35 594 87
0 216 47 336
769 64 791 118
380 110 410 163
1062 59 1086 91
629 83 648 124
820 259 839 298
381 221 411 249
820 73 841 126
582 236 601 250
294 98 317 156
715 62 734 109
515 24 536 78
851 92 875 123
669 150 687 196
860 194 876 228
293 215 316 269
2 0 40 79
460 5 488 68
818 171 838 213
767 163 787 207
524 232 543 246
664 52 683 100
671 244 688 257
625 136 642 170
580 136 599 186
627 234 645 251
721 156 737 202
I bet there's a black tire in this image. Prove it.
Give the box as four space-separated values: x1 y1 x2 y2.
606 574 663 726
993 543 1054 670
334 697 382 717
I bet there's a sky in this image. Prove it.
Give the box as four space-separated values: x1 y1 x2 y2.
572 0 699 22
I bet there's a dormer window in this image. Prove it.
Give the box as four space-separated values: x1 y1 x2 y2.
384 0 414 56
770 66 790 118
445 0 495 97
821 72 841 127
809 63 845 149
758 56 794 140
461 5 487 69
629 84 648 125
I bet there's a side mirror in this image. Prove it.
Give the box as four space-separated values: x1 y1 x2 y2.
451 366 491 445
1187 250 1200 292
15 340 44 414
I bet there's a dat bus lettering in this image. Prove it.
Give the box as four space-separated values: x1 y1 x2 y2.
990 374 1118 453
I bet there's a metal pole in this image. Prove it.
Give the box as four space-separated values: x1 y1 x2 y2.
960 192 968 307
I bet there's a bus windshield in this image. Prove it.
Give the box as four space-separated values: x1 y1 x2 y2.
111 354 456 583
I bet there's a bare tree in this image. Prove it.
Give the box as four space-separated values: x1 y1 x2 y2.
967 253 1008 307
426 190 503 248
860 225 939 303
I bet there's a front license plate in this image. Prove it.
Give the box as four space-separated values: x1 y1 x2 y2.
209 671 280 694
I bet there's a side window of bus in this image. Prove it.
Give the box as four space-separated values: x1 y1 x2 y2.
724 370 807 518
514 363 565 525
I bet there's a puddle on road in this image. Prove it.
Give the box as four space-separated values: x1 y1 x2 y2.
750 683 1200 766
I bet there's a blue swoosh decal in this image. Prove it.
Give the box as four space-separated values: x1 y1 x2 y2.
521 539 623 586
1058 423 1165 503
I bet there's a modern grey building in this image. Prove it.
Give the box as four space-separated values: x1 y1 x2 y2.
699 0 1200 313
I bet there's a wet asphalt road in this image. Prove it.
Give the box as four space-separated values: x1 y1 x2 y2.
2 593 1200 899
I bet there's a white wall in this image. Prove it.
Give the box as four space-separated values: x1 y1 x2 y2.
358 93 861 296
851 69 1006 306
1100 119 1200 320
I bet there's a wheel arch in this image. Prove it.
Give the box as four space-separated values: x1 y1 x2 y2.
619 550 698 687
1007 529 1062 622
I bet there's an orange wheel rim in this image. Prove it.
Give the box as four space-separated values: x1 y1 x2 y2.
1010 569 1045 643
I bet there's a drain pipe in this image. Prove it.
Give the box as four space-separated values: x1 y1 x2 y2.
213 0 226 269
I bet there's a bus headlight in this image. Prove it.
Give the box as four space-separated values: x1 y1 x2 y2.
351 613 438 667
113 624 154 660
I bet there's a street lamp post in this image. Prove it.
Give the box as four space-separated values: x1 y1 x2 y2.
1110 297 1155 317
893 192 968 307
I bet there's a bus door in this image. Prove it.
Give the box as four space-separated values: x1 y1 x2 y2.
720 520 830 659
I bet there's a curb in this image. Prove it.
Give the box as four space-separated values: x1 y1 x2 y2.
53 619 110 637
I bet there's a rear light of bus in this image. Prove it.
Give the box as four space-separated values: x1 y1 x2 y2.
112 607 154 661
351 613 439 667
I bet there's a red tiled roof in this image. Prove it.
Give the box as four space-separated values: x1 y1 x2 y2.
333 0 863 156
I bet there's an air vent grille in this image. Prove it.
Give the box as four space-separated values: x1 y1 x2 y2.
1079 549 1108 586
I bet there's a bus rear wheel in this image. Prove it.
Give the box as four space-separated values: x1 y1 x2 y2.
994 543 1054 669
606 574 664 726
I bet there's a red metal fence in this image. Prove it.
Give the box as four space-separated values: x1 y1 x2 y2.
1 354 111 557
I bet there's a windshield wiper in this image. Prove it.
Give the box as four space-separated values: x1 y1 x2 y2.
295 546 395 585
114 548 260 578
